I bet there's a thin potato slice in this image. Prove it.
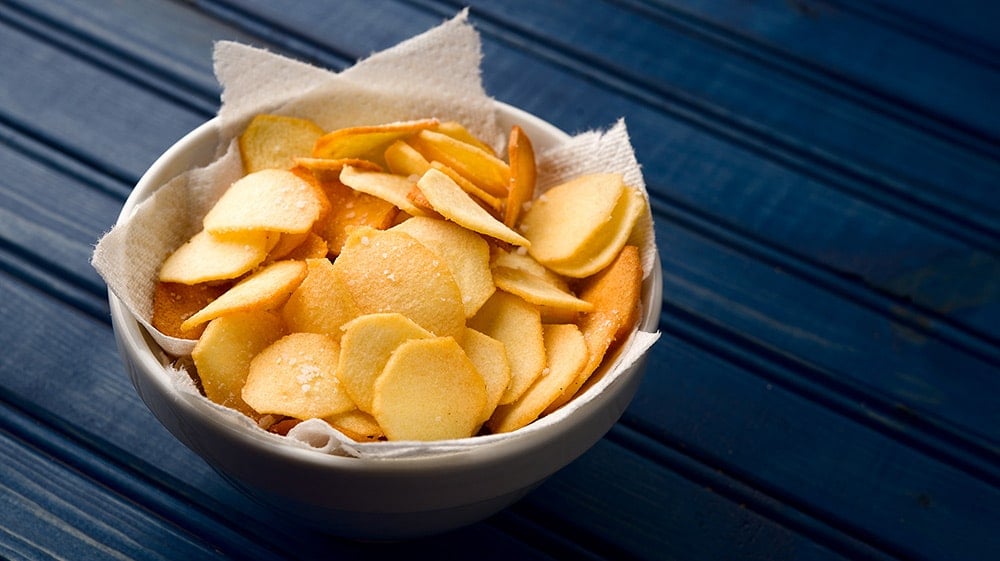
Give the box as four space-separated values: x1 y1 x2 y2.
312 119 439 164
416 168 529 247
334 227 466 339
487 323 587 433
324 409 385 442
336 312 432 413
293 157 382 178
468 291 545 404
460 328 512 424
281 258 361 337
544 245 643 414
180 260 308 332
152 281 230 339
409 130 510 197
242 333 355 419
541 187 646 278
203 169 323 235
267 231 311 261
192 310 286 417
339 165 429 218
491 266 593 313
239 114 324 173
391 216 495 317
281 231 330 260
313 176 399 256
429 161 503 215
158 229 273 284
504 125 535 227
437 121 496 155
383 140 431 177
372 337 487 441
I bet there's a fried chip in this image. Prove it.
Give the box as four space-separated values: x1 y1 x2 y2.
242 333 355 419
372 337 487 441
293 157 382 179
487 323 587 433
437 121 496 155
203 169 323 235
158 229 274 284
460 328 512 424
429 161 503 215
383 140 431 177
334 227 466 339
416 168 529 247
280 258 361 337
239 114 325 173
336 313 433 413
191 310 286 417
391 216 495 317
544 245 643 413
491 266 593 313
468 291 545 404
504 125 535 227
152 281 230 339
280 231 330 260
339 165 429 218
312 118 439 165
180 260 308 332
324 409 385 442
409 129 510 197
313 174 399 255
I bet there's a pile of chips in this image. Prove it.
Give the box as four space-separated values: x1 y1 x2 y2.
152 114 646 441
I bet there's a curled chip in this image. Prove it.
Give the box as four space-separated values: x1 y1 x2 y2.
181 260 308 332
504 125 535 227
243 332 355 419
409 129 510 197
312 118 439 165
203 169 324 235
239 114 325 173
371 336 487 441
416 168 529 247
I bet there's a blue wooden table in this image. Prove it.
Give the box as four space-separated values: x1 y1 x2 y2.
2 1 998 559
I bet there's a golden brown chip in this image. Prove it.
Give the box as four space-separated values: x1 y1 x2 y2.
437 121 496 155
324 409 385 442
267 232 311 261
191 310 286 417
281 232 330 260
487 323 587 433
468 291 545 404
391 216 496 317
416 168 529 247
239 114 325 173
151 281 230 339
281 258 361 337
430 161 503 216
383 140 431 177
293 157 382 179
312 175 399 255
242 333 355 419
339 165 429 218
544 245 643 413
180 260 308 332
460 328 512 424
203 169 324 235
409 129 510 197
371 336 487 441
504 125 536 227
333 227 466 339
312 119 439 165
336 312 433 413
158 229 274 285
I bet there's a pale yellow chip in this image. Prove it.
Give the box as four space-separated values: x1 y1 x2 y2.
293 157 382 178
339 165 429 218
437 121 496 155
410 130 510 197
372 337 487 441
203 169 323 235
488 323 588 433
460 328 512 424
468 291 545 404
336 313 433 413
158 229 273 284
520 172 622 257
541 187 647 278
491 248 568 289
267 231 311 261
429 161 504 215
239 114 325 173
504 125 536 227
280 231 330 261
333 227 466 339
242 333 355 419
492 266 592 312
545 245 643 414
312 119 439 165
280 258 361 338
324 409 385 442
416 168 529 247
383 140 431 177
191 310 286 418
181 260 308 332
391 216 496 317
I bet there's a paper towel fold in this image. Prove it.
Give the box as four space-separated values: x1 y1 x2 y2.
92 10 661 458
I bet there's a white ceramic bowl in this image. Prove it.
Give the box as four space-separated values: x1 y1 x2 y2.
109 103 662 540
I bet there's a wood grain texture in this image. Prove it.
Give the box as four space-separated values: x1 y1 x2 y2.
0 0 997 559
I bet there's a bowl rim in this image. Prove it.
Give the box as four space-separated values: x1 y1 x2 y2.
110 101 663 473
